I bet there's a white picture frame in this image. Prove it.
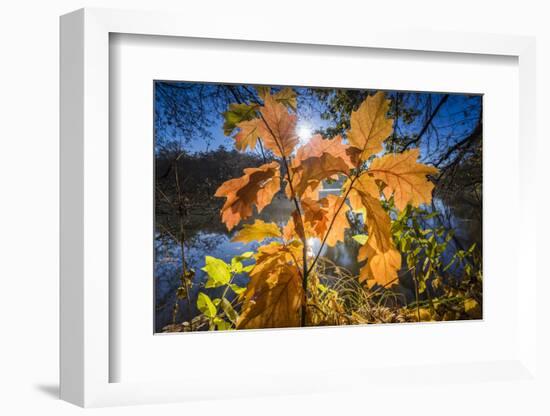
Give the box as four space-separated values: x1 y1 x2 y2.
60 7 540 408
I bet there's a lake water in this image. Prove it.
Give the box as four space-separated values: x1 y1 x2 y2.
154 193 479 331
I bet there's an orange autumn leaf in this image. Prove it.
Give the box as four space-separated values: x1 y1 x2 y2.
256 86 297 112
214 161 281 231
237 264 303 329
255 241 303 272
292 134 355 169
258 94 299 157
282 210 306 243
301 197 330 240
319 194 350 247
282 216 298 242
358 244 401 288
369 148 439 211
234 118 261 151
287 135 353 198
283 198 329 242
237 242 303 329
354 190 401 287
231 219 282 243
301 182 321 200
345 174 379 214
347 92 394 163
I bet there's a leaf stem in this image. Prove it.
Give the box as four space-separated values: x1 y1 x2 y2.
257 110 310 326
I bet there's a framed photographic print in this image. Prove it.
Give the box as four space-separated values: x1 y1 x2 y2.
60 7 540 409
153 81 483 334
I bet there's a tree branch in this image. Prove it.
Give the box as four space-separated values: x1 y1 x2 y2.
402 94 449 150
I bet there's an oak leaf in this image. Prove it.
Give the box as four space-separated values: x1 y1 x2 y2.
287 135 353 198
215 162 281 231
234 119 261 151
256 86 297 112
301 197 329 239
289 210 306 242
345 174 379 214
347 92 394 163
237 263 303 329
293 134 355 169
283 198 329 242
369 148 438 211
255 85 271 99
319 194 350 247
237 242 303 329
354 190 401 287
231 219 282 243
273 87 297 112
258 94 299 157
223 103 258 135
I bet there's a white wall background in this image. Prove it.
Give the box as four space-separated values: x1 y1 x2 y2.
0 0 548 414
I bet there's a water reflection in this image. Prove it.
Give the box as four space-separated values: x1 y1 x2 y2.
155 195 480 331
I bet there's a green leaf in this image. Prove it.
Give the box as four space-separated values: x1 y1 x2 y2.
229 284 245 295
422 257 430 271
202 256 231 286
273 87 297 112
231 258 243 273
233 251 254 261
213 317 232 331
242 265 254 273
255 86 271 99
221 298 238 324
204 277 223 289
231 252 255 274
222 103 258 135
197 292 217 318
400 237 411 253
352 234 369 245
418 279 426 294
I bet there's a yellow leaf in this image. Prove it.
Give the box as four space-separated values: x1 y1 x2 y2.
369 148 439 211
237 242 303 329
359 245 401 288
355 190 401 287
237 263 303 329
346 174 379 214
231 219 282 243
347 92 394 163
234 119 261 151
215 162 281 231
258 94 299 157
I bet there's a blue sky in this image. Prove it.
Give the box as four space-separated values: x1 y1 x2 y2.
154 81 481 164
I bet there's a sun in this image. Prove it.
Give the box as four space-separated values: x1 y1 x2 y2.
297 124 313 145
